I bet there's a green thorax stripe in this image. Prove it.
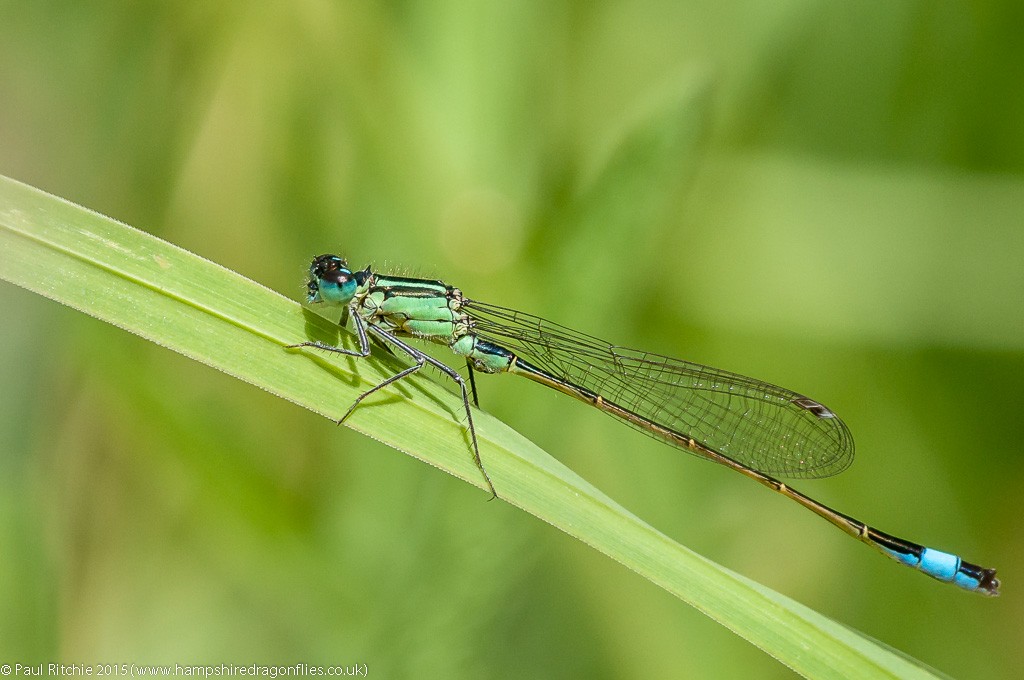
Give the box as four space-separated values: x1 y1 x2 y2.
372 274 452 298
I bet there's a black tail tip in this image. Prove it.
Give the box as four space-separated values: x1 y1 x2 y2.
977 568 1000 596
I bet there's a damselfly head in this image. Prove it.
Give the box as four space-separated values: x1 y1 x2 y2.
307 254 358 306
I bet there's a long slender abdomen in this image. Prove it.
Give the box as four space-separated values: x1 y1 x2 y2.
498 346 1002 595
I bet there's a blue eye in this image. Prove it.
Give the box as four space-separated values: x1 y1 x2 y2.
316 275 357 304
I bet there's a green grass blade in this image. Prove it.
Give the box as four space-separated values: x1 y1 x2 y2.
0 174 942 679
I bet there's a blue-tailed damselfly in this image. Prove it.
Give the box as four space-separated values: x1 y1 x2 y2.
288 254 999 596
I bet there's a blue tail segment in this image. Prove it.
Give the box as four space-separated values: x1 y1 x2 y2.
870 529 999 595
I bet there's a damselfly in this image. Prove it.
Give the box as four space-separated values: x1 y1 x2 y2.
288 254 999 595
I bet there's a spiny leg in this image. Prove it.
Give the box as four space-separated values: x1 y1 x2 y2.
466 361 480 407
286 312 389 422
364 326 496 499
286 306 371 358
339 359 423 424
288 312 496 498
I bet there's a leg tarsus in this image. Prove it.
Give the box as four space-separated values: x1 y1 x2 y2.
286 340 367 357
453 363 496 499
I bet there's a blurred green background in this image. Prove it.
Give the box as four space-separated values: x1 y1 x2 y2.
1 2 1022 678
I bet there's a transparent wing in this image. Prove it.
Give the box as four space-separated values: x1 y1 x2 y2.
464 299 854 479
